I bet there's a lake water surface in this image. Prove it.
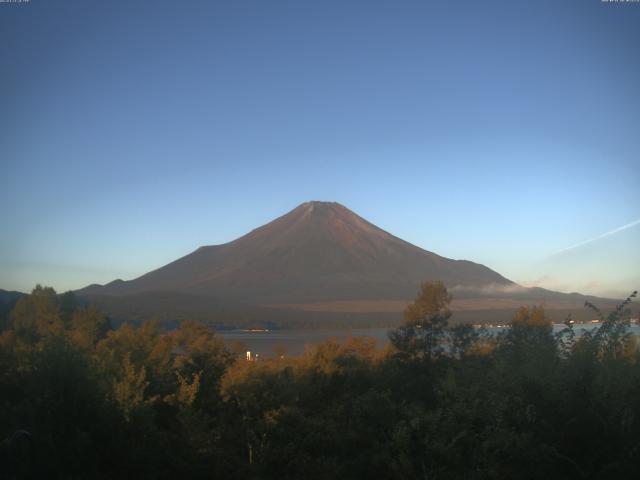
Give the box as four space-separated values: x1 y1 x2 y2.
219 323 640 357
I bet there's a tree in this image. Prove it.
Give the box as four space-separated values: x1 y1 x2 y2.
113 353 150 422
10 285 63 343
512 304 551 327
68 304 112 349
0 336 122 478
504 305 556 356
448 323 480 359
583 291 637 360
389 281 452 360
59 291 79 327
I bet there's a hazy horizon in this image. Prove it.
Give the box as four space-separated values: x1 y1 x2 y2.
1 1 639 298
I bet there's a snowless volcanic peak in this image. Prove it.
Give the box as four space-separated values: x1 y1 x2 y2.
78 201 514 304
236 201 405 257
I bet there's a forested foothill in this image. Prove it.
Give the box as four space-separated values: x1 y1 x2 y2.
1 283 639 479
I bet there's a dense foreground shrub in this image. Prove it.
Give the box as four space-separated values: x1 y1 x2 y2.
1 285 638 479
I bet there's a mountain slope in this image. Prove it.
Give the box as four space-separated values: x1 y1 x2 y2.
80 201 513 303
77 201 619 325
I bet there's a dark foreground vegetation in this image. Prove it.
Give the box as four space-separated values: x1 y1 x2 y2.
1 283 639 479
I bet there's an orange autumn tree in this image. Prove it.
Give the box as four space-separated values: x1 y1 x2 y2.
389 281 452 360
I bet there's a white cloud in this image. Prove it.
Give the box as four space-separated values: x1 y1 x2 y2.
449 283 527 295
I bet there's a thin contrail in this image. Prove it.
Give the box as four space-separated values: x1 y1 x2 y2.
552 218 640 256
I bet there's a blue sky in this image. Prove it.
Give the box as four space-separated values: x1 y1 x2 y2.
1 0 638 298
